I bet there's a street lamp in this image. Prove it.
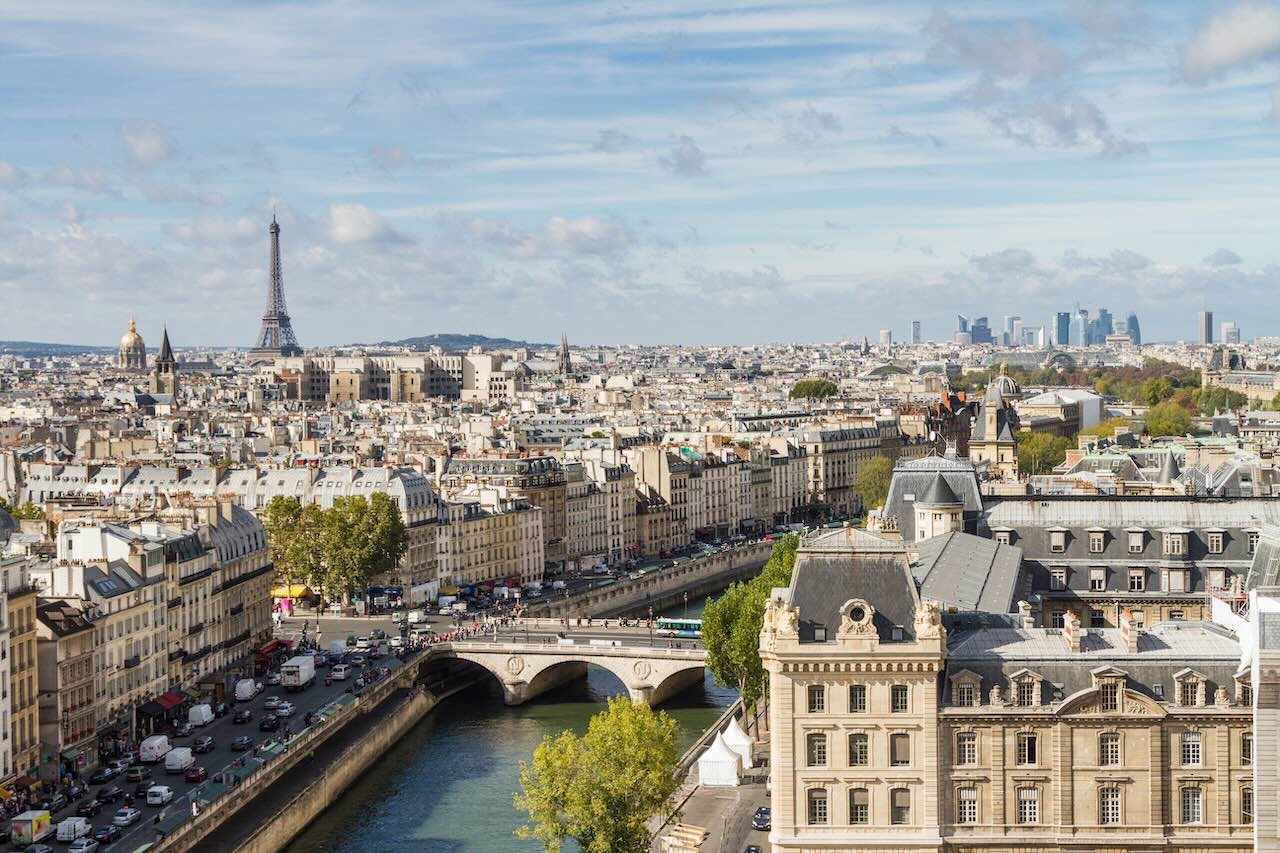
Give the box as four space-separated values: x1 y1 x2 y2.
648 606 654 647
683 591 689 618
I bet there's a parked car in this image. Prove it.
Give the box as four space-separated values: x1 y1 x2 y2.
68 838 100 853
92 824 121 845
112 808 141 827
275 701 295 717
259 714 280 732
68 782 86 801
88 767 117 785
42 792 69 812
263 696 282 711
183 766 208 784
172 722 194 738
75 800 103 818
145 786 173 806
95 786 125 804
212 702 230 718
230 736 253 752
24 846 52 853
265 672 282 686
192 735 215 754
124 767 150 784
233 709 253 724
107 758 130 774
750 807 771 831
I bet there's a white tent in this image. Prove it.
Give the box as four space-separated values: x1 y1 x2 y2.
696 731 741 787
722 715 754 769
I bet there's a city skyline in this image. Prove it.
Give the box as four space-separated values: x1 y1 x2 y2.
4 2 1280 346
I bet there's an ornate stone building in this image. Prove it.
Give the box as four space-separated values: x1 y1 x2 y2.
761 527 1255 852
117 319 146 371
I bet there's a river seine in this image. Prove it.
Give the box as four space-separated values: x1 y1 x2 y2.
285 597 733 852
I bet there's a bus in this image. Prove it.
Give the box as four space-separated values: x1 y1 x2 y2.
656 617 702 638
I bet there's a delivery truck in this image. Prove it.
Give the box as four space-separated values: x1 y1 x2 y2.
165 747 194 773
235 678 260 702
139 734 171 763
188 703 214 727
281 655 316 691
10 810 52 845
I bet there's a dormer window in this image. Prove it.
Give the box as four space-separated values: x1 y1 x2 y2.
1207 531 1224 554
1164 532 1187 556
1175 669 1206 707
1010 671 1041 707
1089 531 1106 553
994 531 1011 546
1100 681 1120 712
1128 530 1145 553
949 670 981 708
1050 529 1067 554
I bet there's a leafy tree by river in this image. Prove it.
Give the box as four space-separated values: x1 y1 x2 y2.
514 696 680 853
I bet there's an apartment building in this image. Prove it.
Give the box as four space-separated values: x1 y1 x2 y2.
437 493 544 588
564 462 607 569
35 600 96 781
2 557 39 781
793 426 892 519
761 528 1254 852
626 447 691 549
581 458 639 566
441 456 566 571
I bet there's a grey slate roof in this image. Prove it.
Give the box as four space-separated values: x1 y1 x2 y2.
1245 524 1280 590
912 531 1023 613
883 455 982 543
919 471 962 506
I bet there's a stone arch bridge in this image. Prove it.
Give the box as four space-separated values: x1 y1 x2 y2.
420 640 708 706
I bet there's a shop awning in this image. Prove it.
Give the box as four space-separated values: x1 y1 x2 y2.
138 701 165 718
271 584 313 599
155 692 183 711
59 749 82 763
182 690 202 703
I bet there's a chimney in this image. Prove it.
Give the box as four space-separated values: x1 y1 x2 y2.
1062 610 1082 653
1018 600 1034 629
1119 607 1138 653
218 495 234 522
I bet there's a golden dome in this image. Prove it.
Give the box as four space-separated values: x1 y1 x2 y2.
120 318 144 349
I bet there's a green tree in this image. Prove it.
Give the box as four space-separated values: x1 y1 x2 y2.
1144 401 1194 437
1079 417 1133 438
514 696 681 853
701 535 799 714
1198 385 1249 416
1271 391 1280 411
789 379 839 400
853 455 894 511
1015 431 1072 476
318 493 408 603
261 496 326 590
0 498 44 521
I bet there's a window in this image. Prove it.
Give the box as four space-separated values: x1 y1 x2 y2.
891 685 909 713
848 684 866 713
849 788 869 824
1207 568 1227 592
953 682 976 707
807 685 826 713
1050 568 1067 590
1180 681 1200 707
806 733 827 767
1100 682 1120 712
1051 611 1065 629
1243 786 1254 825
1128 531 1144 553
1242 732 1253 765
1016 680 1037 707
1017 787 1039 824
1099 732 1120 765
1089 531 1105 553
994 531 1011 546
1239 681 1253 707
1090 567 1106 591
890 733 910 766
956 732 977 766
1249 531 1260 553
1017 732 1038 766
891 788 911 825
956 787 978 824
1169 609 1185 621
1082 784 1120 828
1164 533 1185 556
848 733 869 766
1050 531 1066 553
1091 608 1106 628
1181 787 1202 824
807 789 828 825
1129 569 1146 592
1181 731 1202 767
1208 532 1224 554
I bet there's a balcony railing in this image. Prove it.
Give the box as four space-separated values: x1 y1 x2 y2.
122 655 141 669
168 595 184 609
187 622 205 637
229 603 244 616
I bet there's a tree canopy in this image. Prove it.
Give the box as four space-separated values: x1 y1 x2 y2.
702 534 799 712
514 696 681 853
1196 385 1249 416
789 378 839 400
853 455 894 512
1079 417 1133 438
1143 401 1194 437
0 498 43 521
1015 431 1072 476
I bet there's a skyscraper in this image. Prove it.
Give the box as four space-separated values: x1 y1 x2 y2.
1125 312 1141 347
1053 312 1071 347
1222 321 1240 344
1199 310 1214 345
879 329 893 346
249 215 303 361
910 320 921 345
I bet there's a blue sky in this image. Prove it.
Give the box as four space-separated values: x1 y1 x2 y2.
3 1 1280 347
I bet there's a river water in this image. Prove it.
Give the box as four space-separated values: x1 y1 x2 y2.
285 595 731 853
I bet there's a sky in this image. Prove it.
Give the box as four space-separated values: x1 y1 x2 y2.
3 1 1280 348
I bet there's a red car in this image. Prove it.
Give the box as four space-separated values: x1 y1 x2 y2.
183 766 208 783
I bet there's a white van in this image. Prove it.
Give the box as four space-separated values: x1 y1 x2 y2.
330 664 350 681
139 735 171 764
234 678 259 702
188 703 214 727
55 816 91 842
164 747 194 773
407 610 425 624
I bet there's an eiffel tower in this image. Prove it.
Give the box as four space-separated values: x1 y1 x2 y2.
249 215 303 360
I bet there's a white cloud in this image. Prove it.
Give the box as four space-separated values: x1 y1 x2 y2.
324 203 408 244
1204 247 1243 266
986 92 1145 157
1182 2 1280 80
924 10 1069 80
657 136 707 176
123 123 177 166
592 129 633 153
169 214 260 244
0 161 28 189
44 166 117 195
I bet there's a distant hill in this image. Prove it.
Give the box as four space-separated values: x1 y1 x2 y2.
380 333 549 351
0 340 115 357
